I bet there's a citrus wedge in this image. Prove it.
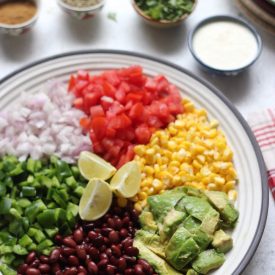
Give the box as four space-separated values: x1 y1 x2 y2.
110 161 141 198
78 151 116 180
79 178 112 221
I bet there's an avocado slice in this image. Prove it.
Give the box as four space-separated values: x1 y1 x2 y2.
205 191 239 226
147 191 185 223
192 249 225 274
200 210 220 235
176 196 218 222
212 229 233 253
186 269 199 275
182 215 201 231
139 210 158 232
160 208 187 242
135 230 166 258
190 228 213 252
165 227 200 270
134 239 182 275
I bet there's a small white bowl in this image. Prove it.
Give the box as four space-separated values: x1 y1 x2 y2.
57 0 106 20
0 0 40 36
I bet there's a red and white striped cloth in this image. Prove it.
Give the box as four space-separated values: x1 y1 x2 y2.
247 108 275 199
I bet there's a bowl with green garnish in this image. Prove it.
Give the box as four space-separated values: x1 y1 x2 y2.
132 0 197 27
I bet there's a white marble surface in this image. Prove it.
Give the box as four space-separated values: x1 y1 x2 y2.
0 0 275 274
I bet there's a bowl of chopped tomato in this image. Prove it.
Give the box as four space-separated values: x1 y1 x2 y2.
132 0 197 27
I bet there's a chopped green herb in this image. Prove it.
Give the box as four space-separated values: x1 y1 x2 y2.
135 0 195 21
107 12 117 22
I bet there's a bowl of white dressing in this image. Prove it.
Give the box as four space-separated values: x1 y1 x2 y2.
188 16 262 75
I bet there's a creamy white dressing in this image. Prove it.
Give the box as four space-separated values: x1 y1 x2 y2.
192 21 258 70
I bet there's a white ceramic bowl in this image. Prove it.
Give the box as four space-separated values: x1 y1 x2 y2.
0 0 40 36
57 0 106 20
0 50 268 275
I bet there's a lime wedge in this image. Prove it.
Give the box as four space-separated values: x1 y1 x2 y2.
110 161 141 198
78 151 116 180
79 178 112 221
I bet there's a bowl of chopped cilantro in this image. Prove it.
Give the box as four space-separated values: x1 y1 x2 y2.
132 0 197 27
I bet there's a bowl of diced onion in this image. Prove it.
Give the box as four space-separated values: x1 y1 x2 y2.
132 0 197 28
57 0 106 20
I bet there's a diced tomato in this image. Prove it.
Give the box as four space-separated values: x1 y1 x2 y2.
109 145 121 158
74 80 89 97
148 116 163 128
103 70 120 87
105 127 116 138
79 117 90 130
115 87 126 104
101 96 114 111
83 93 101 112
109 113 131 129
90 105 104 118
145 78 157 91
68 75 76 92
106 101 125 118
135 125 151 144
103 82 116 98
129 103 144 121
93 142 104 154
68 66 184 168
102 138 114 150
91 117 107 139
77 70 90 81
126 93 143 102
73 98 84 109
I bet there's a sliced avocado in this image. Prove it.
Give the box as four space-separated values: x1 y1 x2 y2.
147 192 184 223
192 249 225 274
190 228 213 252
182 215 201 231
200 210 220 235
135 230 166 258
205 191 239 226
186 269 199 275
134 239 182 275
176 196 217 221
160 208 187 242
184 186 206 199
212 229 233 253
139 210 158 232
165 227 200 270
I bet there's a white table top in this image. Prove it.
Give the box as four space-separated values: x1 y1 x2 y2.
1 0 275 274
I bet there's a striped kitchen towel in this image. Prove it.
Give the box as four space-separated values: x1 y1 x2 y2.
247 108 275 199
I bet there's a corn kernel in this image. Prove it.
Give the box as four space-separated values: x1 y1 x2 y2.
228 190 238 201
138 192 148 201
144 166 154 175
134 202 142 212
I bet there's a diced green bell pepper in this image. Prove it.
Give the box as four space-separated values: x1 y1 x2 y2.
21 186 36 197
13 244 28 255
0 198 12 215
19 234 33 248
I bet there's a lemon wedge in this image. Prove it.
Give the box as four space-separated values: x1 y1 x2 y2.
78 151 116 180
110 161 141 198
79 178 112 221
